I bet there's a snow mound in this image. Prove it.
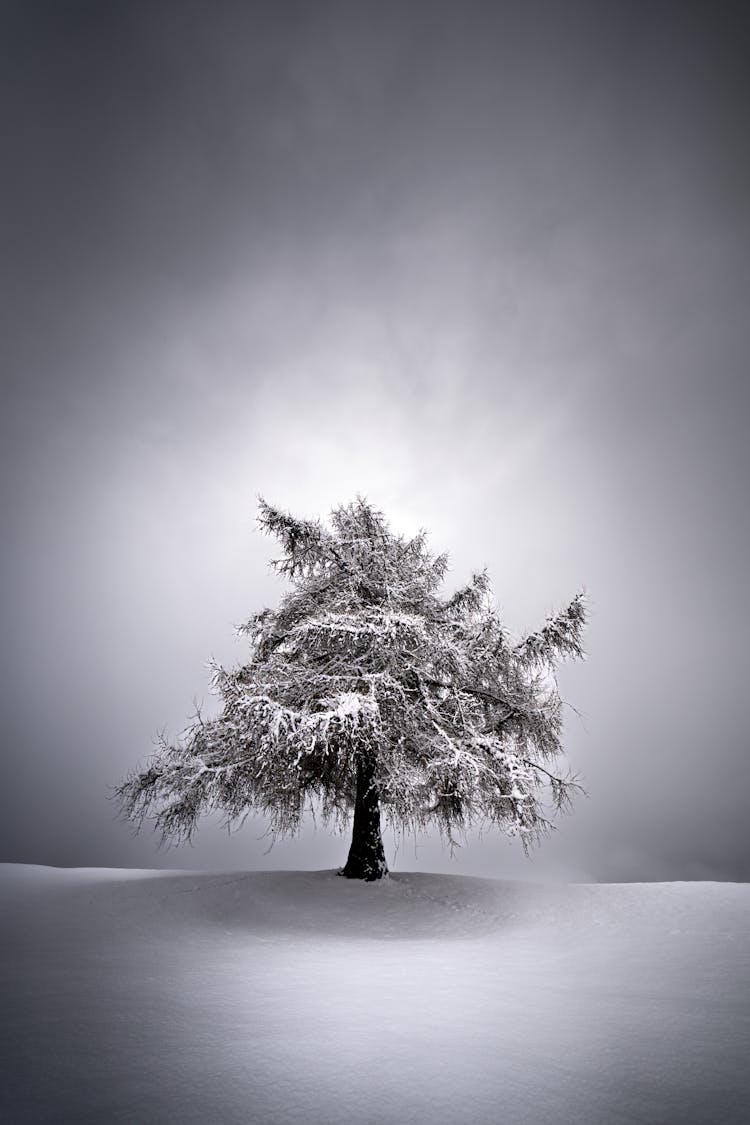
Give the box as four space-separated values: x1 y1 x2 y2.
2 865 749 1124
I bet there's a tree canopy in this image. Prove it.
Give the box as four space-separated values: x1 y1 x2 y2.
116 497 587 879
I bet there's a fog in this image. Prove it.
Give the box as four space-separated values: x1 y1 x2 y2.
1 0 748 880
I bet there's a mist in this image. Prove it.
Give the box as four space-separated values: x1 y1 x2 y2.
1 0 748 881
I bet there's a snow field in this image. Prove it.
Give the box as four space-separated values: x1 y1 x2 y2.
1 866 749 1124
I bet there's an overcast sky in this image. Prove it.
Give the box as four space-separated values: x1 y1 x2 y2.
2 0 748 881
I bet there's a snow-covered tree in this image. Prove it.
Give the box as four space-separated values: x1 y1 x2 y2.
116 498 587 880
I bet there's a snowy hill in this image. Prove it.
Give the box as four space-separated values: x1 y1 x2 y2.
1 866 749 1124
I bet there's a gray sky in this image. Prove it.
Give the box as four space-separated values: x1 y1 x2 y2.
2 0 748 881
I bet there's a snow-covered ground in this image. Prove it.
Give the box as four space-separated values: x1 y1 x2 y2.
1 865 748 1124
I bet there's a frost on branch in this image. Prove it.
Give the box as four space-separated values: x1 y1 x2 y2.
115 496 587 879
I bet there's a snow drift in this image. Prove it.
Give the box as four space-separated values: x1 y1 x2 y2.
1 865 748 1124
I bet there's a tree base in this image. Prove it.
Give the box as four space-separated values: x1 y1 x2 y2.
338 856 388 882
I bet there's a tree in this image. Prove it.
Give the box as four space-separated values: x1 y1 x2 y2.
116 497 587 880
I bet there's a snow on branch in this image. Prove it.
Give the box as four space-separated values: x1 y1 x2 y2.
257 496 337 580
514 592 587 666
445 570 491 617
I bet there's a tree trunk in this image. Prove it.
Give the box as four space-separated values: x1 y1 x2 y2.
340 757 388 880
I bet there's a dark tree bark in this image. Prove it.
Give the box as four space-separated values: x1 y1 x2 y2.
340 757 388 880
